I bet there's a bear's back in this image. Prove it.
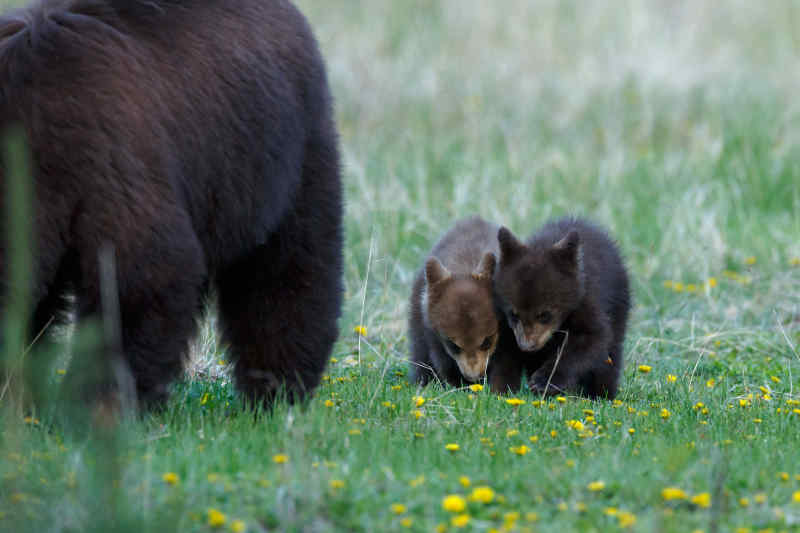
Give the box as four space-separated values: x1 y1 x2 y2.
0 0 335 267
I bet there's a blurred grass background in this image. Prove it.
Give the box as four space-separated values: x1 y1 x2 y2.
2 1 800 532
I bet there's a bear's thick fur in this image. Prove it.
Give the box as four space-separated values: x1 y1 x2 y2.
0 0 343 408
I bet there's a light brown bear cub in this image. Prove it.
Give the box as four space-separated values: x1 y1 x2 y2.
409 217 500 386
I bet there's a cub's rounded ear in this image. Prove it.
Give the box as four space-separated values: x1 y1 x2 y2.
472 252 496 281
552 230 582 273
497 226 524 261
425 256 451 285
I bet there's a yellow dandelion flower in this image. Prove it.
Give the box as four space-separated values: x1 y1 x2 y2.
529 435 539 443
779 472 790 481
56 368 67 375
661 487 688 501
754 493 767 504
451 514 470 528
667 374 677 383
706 378 716 388
566 459 575 467
738 497 749 507
525 512 539 522
230 520 246 533
442 494 467 513
272 454 288 464
691 493 711 508
707 277 718 288
505 429 519 438
617 511 636 528
628 428 636 435
753 418 763 423
469 384 483 392
638 365 652 373
673 282 684 292
207 508 227 528
445 443 460 452
329 479 344 489
557 502 568 511
791 257 800 267
353 325 367 336
459 476 471 488
744 256 756 265
435 524 447 533
162 472 179 485
413 396 425 407
550 430 558 438
390 503 407 515
400 517 412 528
324 399 334 407
792 490 800 503
391 384 402 391
200 392 210 405
510 445 531 455
413 432 424 439
505 398 525 406
587 480 606 491
412 409 424 419
348 429 362 435
556 396 567 403
468 486 495 503
660 408 671 420
566 420 585 431
686 284 698 293
604 507 618 516
504 511 520 523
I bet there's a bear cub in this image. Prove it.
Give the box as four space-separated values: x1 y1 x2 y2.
491 217 630 399
409 216 500 386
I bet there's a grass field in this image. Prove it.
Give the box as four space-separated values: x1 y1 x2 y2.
2 1 800 532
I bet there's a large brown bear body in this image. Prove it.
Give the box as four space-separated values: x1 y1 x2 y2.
0 0 343 408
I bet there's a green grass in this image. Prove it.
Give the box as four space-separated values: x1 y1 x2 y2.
2 1 800 531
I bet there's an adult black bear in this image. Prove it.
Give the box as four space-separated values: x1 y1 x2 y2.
0 0 343 409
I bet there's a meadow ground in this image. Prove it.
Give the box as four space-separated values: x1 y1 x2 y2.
2 1 800 532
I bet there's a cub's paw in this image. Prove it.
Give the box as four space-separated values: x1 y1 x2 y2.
528 370 567 396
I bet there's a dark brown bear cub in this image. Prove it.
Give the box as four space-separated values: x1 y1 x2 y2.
0 0 342 410
491 217 630 399
409 217 500 387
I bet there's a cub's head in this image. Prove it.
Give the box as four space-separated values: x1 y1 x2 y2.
494 226 584 352
423 252 498 382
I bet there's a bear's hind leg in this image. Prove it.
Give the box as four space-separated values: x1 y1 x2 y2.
216 234 342 407
67 221 207 412
216 140 343 407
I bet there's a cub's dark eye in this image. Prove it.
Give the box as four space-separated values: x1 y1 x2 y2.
479 335 494 351
444 338 460 354
508 310 520 324
536 311 553 324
